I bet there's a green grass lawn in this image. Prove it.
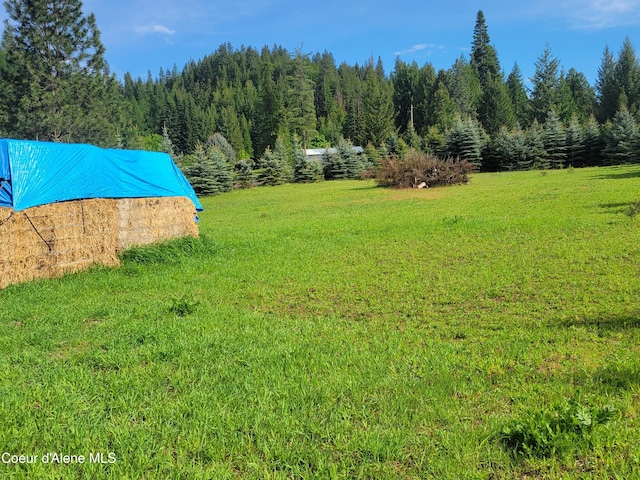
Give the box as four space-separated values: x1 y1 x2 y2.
1 166 639 479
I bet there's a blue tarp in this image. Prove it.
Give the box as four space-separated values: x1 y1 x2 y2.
0 139 202 212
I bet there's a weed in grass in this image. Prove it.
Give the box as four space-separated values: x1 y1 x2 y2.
498 398 616 458
627 198 640 220
168 295 199 317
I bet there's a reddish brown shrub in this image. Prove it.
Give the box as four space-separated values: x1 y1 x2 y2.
369 150 474 189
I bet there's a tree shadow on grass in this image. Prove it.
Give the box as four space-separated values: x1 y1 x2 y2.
562 313 640 331
598 202 634 215
563 313 640 390
594 167 640 180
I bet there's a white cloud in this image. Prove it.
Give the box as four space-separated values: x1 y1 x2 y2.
135 24 176 36
510 0 640 29
570 0 640 29
394 43 443 56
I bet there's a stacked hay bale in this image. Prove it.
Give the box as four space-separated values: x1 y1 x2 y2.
0 196 198 289
117 196 198 250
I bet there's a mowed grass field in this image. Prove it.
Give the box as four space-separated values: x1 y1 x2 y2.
0 165 639 479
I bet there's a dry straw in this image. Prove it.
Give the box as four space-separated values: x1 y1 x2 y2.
1 196 198 289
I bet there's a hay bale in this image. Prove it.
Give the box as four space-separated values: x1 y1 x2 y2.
116 196 198 250
1 196 198 289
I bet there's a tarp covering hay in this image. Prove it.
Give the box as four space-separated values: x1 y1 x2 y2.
1 139 202 289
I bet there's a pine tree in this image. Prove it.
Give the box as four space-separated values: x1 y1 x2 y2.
209 147 234 193
602 106 639 165
565 114 586 167
285 53 317 149
0 0 120 144
470 10 500 86
184 144 234 196
527 120 549 170
431 78 457 131
206 132 236 163
543 110 567 168
337 138 364 178
530 45 561 125
362 60 394 146
185 145 219 196
161 124 176 159
256 148 286 186
448 56 481 120
293 137 323 183
234 159 256 189
392 58 419 135
583 116 604 166
595 46 619 123
615 37 640 116
444 118 486 169
414 63 436 134
506 63 529 126
323 150 348 180
558 68 596 123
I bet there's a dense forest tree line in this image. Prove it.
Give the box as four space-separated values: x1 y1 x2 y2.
2 2 640 185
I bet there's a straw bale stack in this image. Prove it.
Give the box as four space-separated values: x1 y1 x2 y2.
117 196 199 250
0 196 198 289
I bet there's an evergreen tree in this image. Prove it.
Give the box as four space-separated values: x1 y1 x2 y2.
234 159 256 188
527 120 549 170
392 58 419 135
362 59 394 146
313 51 345 145
256 147 286 186
285 53 316 149
583 116 604 166
0 0 120 144
595 46 619 123
323 149 348 180
470 10 500 86
206 132 236 163
558 68 596 123
444 117 485 169
494 125 528 171
414 63 437 135
208 146 234 193
506 63 529 126
448 56 481 120
338 138 365 178
479 74 515 135
293 137 323 183
161 124 176 159
614 37 640 116
543 110 567 168
273 136 293 182
255 54 282 156
602 106 639 165
530 45 561 125
184 145 219 196
431 77 457 131
565 114 586 167
340 63 366 145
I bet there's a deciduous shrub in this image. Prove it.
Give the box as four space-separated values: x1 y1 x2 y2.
368 150 474 189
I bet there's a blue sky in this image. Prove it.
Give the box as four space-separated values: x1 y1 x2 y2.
3 0 640 86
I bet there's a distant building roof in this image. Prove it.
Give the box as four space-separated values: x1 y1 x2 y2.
305 146 364 157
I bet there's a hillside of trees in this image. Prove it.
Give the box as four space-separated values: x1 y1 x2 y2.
2 2 640 187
